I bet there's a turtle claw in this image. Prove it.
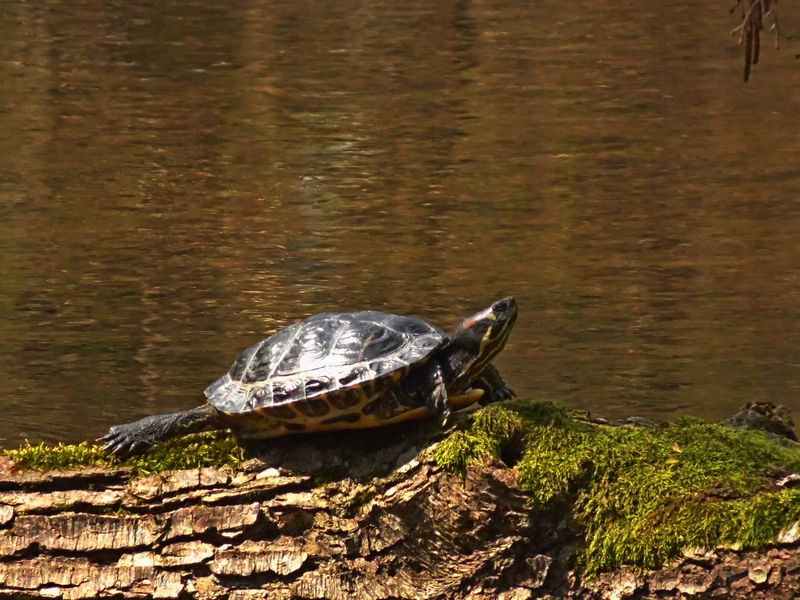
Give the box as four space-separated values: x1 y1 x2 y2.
98 406 218 457
98 424 152 457
98 414 174 456
478 384 515 406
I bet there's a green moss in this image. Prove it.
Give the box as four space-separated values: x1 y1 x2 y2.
434 400 800 577
5 431 246 476
121 431 247 475
6 441 109 472
433 400 558 473
344 485 378 517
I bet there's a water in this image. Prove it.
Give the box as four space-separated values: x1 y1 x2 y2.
1 0 800 447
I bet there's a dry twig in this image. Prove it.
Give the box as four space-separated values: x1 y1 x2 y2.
730 0 789 81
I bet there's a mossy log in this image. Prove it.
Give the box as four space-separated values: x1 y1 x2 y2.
1 401 799 600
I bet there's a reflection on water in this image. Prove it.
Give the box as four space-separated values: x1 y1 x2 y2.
1 0 799 446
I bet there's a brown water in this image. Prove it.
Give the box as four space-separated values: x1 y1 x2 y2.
2 0 800 447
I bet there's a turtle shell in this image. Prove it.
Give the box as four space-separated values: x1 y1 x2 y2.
204 311 446 425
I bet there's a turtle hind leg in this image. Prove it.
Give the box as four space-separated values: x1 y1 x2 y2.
474 364 515 406
99 404 222 457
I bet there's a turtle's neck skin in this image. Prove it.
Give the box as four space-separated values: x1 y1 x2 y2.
439 333 484 392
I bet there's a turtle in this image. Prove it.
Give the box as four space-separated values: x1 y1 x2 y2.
100 297 518 456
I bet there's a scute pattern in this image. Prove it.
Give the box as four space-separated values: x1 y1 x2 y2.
205 310 446 416
275 316 345 376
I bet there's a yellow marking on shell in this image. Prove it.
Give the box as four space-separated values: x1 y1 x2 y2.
292 397 333 422
388 368 406 383
325 387 360 411
357 385 373 404
236 387 485 439
229 410 284 438
331 388 483 429
255 406 294 421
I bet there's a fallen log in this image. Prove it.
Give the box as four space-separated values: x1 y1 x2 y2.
0 400 798 599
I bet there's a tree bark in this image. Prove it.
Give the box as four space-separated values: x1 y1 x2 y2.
0 424 798 600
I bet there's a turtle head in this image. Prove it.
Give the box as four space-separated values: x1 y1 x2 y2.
449 297 517 379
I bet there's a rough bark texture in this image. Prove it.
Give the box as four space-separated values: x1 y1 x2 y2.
0 429 799 600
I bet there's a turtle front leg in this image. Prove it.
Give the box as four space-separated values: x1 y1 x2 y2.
99 404 222 457
474 364 515 406
427 362 452 427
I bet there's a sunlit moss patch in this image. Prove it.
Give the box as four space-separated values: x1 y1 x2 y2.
434 399 800 576
6 431 246 476
6 440 109 472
